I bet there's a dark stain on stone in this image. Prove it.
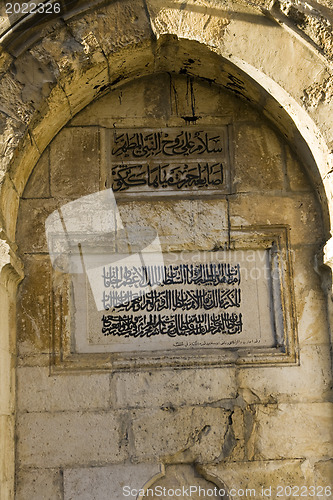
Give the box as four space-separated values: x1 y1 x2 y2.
181 115 201 122
110 75 124 86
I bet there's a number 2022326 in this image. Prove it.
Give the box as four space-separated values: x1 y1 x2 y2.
6 2 61 14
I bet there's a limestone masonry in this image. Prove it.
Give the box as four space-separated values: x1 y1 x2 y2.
0 1 332 499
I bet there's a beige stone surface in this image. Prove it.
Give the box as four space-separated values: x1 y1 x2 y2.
30 85 72 156
63 463 161 500
50 127 100 198
8 132 41 199
131 406 230 462
112 367 237 409
146 0 231 49
15 469 63 500
70 81 148 127
229 192 325 245
233 122 284 192
223 4 327 102
253 402 333 460
143 464 226 499
16 198 59 253
285 145 312 192
314 459 333 488
63 63 109 119
0 349 15 415
117 200 197 251
23 149 50 199
168 74 225 121
68 0 153 57
16 257 52 354
295 288 331 346
0 49 13 79
9 28 332 500
0 174 20 242
204 459 315 499
116 198 229 252
71 71 258 128
0 284 16 355
195 200 229 249
0 73 34 125
238 344 332 404
0 415 15 500
17 366 110 413
0 2 331 499
17 411 127 468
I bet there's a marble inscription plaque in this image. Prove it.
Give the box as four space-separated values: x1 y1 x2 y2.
106 127 230 195
72 249 279 353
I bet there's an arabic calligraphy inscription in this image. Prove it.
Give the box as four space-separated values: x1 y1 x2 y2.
72 250 277 353
106 128 231 194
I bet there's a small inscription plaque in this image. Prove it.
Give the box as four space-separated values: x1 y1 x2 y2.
107 127 230 194
72 249 278 353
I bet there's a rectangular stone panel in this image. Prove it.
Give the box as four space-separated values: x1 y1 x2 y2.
72 248 278 353
51 227 297 370
102 127 231 196
63 464 161 500
17 411 127 468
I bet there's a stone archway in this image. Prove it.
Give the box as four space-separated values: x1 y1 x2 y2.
0 1 332 498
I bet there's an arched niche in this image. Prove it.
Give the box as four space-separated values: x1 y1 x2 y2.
12 69 332 498
0 4 332 495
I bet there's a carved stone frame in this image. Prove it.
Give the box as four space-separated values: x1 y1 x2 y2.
50 225 298 373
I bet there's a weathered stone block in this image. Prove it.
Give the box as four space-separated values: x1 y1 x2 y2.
233 122 284 192
17 410 127 467
17 366 110 412
50 127 100 198
15 469 63 500
238 344 332 404
0 349 15 415
63 463 161 500
314 459 333 488
194 199 229 249
229 193 324 245
16 199 58 253
296 288 331 346
0 174 20 241
253 402 333 460
71 74 171 127
224 7 326 101
63 63 109 118
31 85 72 154
204 459 315 499
0 284 16 355
0 49 13 78
107 41 155 93
112 367 237 409
146 0 230 49
23 148 50 199
131 406 230 462
8 131 41 198
117 200 197 251
286 145 312 192
0 415 15 500
13 52 57 109
16 353 51 368
0 73 35 124
168 74 219 120
16 256 52 355
80 0 153 56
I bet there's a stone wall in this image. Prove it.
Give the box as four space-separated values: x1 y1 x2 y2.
14 72 333 499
